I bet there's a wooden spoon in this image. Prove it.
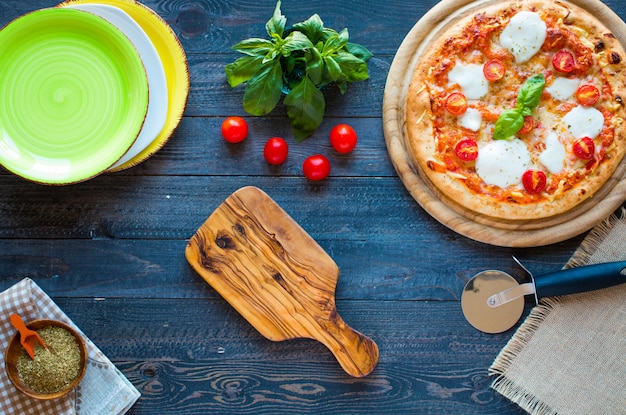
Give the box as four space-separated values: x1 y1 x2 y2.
185 186 379 377
9 314 47 359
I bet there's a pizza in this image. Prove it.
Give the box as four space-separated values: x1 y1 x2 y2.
405 0 626 220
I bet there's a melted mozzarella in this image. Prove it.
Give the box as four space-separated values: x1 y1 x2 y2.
500 11 547 63
476 139 531 188
448 62 488 100
539 132 565 173
458 108 482 131
546 77 579 101
563 106 604 139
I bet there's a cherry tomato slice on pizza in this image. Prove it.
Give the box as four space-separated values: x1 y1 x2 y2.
552 50 576 73
483 59 505 81
445 92 468 115
522 170 547 194
518 116 535 134
576 84 600 106
573 137 595 160
454 138 479 161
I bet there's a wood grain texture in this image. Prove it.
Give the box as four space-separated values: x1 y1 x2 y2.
186 187 379 377
0 0 624 413
383 0 626 247
56 297 526 415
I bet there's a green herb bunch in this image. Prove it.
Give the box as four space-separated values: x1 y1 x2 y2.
224 1 373 141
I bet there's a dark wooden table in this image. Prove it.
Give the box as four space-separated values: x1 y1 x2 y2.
1 0 625 413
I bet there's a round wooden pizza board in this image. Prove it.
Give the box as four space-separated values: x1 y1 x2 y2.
383 0 626 247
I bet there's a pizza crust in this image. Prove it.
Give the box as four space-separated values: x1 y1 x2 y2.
405 0 626 221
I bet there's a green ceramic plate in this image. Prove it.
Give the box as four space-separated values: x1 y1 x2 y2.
0 8 148 184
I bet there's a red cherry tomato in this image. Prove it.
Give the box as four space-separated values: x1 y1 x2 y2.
330 124 358 154
575 84 600 106
302 154 331 181
221 116 248 143
552 50 576 73
454 138 479 161
445 92 468 115
522 170 547 194
263 137 289 165
572 137 595 160
483 59 506 81
518 116 535 134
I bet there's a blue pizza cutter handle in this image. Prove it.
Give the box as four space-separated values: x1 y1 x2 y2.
533 260 626 298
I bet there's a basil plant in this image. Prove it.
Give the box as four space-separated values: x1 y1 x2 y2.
224 1 373 141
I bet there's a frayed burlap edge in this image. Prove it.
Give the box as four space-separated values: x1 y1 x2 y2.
488 297 560 415
566 208 626 269
488 207 626 415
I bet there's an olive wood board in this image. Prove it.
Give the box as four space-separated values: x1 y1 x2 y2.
185 186 379 377
383 0 626 247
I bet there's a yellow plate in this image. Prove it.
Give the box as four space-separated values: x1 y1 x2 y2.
58 0 189 171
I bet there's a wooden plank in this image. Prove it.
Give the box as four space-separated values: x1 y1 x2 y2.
0 235 581 300
141 0 440 54
0 175 592 241
108 116 397 176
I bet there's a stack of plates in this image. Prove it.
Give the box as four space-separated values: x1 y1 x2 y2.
0 0 189 185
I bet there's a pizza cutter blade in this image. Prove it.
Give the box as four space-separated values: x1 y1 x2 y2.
461 258 626 333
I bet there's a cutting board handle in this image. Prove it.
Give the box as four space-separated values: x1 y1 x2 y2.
319 312 379 377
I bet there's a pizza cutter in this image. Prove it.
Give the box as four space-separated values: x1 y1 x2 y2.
461 257 626 333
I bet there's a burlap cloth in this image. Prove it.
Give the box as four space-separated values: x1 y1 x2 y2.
490 209 626 415
0 278 140 414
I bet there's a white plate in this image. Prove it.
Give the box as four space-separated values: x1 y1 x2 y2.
65 3 168 169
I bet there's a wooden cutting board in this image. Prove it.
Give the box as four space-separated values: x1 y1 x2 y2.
185 186 379 377
383 0 626 247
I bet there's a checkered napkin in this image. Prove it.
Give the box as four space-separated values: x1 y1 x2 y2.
490 209 626 415
0 278 140 415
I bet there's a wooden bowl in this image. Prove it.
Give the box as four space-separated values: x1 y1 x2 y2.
4 319 88 399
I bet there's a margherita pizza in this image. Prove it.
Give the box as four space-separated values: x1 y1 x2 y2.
405 0 626 220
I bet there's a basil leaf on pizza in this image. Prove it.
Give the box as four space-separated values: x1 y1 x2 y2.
516 74 545 110
493 108 524 140
405 0 626 220
494 74 545 139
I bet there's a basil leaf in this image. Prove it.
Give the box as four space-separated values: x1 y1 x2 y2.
336 79 348 94
345 42 373 62
322 31 348 56
282 31 314 56
333 51 369 82
521 106 533 117
265 0 286 38
262 48 281 64
284 54 297 74
231 38 273 57
292 14 324 44
324 56 343 82
493 108 524 140
225 55 265 87
516 74 545 110
320 27 339 42
305 47 324 85
284 75 325 141
243 60 283 115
